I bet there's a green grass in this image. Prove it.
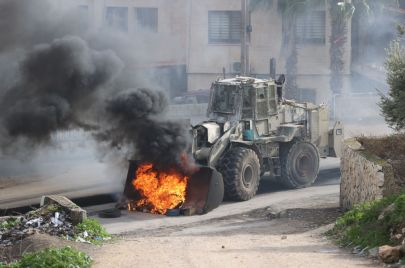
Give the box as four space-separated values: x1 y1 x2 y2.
327 193 405 248
75 219 111 244
0 246 92 268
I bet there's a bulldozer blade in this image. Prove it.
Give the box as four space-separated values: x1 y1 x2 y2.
182 166 224 215
123 161 224 215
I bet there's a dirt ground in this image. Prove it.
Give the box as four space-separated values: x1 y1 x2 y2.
89 205 379 268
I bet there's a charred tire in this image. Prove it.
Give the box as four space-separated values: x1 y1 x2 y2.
218 147 260 201
279 141 320 189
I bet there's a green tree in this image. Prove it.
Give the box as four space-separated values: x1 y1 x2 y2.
380 28 405 130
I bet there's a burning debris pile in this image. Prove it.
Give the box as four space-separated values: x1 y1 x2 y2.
123 161 224 216
128 163 189 214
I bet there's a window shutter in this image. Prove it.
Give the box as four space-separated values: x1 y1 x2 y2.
209 11 241 44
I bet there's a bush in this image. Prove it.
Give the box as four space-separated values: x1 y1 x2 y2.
75 219 111 244
0 246 92 268
0 218 20 230
327 193 405 248
380 37 405 130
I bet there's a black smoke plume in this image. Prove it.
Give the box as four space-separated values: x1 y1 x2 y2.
0 36 123 145
0 0 192 172
96 89 191 171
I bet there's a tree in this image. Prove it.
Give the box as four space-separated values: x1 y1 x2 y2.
250 0 390 101
278 0 327 99
329 0 355 95
330 0 397 96
380 28 405 131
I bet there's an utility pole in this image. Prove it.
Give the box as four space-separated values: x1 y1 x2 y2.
240 0 250 76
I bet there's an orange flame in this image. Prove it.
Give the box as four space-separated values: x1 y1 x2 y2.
129 163 189 214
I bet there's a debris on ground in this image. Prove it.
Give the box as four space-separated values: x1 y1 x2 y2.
41 195 87 225
0 196 111 265
0 204 75 247
0 196 109 252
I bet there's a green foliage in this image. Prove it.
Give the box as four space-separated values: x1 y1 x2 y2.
27 204 61 218
75 219 111 244
380 38 405 130
0 247 92 268
0 218 20 230
328 193 405 248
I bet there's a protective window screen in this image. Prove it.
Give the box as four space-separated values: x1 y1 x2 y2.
268 85 277 114
296 11 326 44
242 88 254 119
136 8 158 32
208 11 241 44
105 7 128 32
212 85 237 114
256 88 268 119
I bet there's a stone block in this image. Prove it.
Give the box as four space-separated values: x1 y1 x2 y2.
40 195 87 225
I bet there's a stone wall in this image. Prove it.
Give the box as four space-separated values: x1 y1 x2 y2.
340 140 397 210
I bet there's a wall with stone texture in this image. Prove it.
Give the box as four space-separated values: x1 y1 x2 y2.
340 140 396 210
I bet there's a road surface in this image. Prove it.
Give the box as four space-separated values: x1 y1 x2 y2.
87 164 377 268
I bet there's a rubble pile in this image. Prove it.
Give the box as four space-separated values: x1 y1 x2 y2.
0 205 75 247
1 195 90 248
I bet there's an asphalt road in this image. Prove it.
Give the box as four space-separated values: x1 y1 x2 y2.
90 158 370 268
89 157 341 235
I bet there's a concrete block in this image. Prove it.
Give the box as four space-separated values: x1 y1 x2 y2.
41 195 87 225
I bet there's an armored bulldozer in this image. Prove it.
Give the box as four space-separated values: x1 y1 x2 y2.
192 76 343 201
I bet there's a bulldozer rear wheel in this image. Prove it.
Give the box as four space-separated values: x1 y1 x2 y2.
279 141 320 189
218 147 260 201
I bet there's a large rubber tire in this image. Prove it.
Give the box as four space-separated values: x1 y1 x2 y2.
279 141 320 189
217 147 260 201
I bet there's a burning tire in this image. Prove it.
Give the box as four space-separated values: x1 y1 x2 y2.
218 147 260 201
279 141 320 189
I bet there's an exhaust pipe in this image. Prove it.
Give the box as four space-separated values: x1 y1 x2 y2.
123 161 224 215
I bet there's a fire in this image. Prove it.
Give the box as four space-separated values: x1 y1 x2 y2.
129 163 189 214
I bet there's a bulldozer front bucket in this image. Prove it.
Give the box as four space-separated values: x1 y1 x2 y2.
123 161 224 215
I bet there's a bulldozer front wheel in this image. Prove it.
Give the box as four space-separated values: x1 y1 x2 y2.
279 141 320 189
218 147 260 201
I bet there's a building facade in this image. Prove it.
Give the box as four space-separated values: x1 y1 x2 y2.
68 0 352 104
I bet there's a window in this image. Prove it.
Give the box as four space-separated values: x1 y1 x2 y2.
135 8 158 32
208 11 241 44
212 85 237 114
296 11 326 44
242 87 254 119
256 88 269 119
268 85 277 114
105 7 128 32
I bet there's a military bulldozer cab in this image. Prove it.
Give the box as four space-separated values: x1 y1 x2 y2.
192 76 343 201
